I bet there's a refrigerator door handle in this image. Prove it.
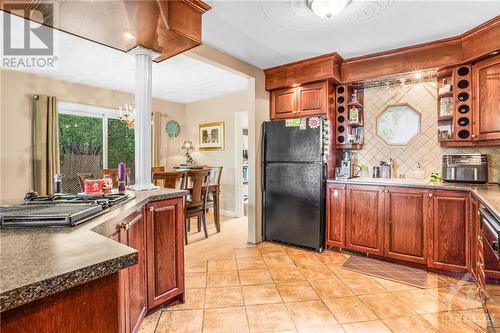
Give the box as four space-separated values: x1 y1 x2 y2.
261 124 267 191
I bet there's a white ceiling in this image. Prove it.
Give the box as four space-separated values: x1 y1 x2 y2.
0 13 249 104
202 0 500 69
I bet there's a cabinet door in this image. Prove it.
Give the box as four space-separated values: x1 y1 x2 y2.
326 184 346 248
345 185 385 255
121 211 147 333
429 191 469 272
384 187 429 265
146 198 185 309
296 81 328 117
472 55 500 141
270 87 297 119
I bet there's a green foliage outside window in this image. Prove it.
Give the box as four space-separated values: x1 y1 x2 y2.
108 118 135 170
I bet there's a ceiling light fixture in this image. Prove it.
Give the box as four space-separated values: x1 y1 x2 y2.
307 0 351 18
123 31 135 40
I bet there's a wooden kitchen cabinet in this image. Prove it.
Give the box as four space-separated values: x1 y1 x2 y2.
383 187 429 265
146 198 185 310
472 55 500 141
110 209 147 333
326 184 346 248
270 81 327 120
270 87 296 119
428 191 470 272
345 185 385 255
120 210 147 333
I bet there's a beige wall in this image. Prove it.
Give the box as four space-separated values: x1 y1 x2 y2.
184 90 249 216
0 69 185 204
355 81 500 183
188 45 269 243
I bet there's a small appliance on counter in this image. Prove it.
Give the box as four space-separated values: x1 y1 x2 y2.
442 154 488 183
372 160 392 179
339 151 353 179
0 192 131 228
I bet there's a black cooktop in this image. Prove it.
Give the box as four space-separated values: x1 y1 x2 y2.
0 193 131 228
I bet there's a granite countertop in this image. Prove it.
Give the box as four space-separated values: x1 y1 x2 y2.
0 188 188 312
327 178 500 220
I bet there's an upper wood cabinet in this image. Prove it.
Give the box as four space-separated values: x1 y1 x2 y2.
345 185 385 255
146 198 185 310
383 187 429 265
326 184 346 248
428 191 469 272
270 81 328 120
472 55 500 141
270 87 296 119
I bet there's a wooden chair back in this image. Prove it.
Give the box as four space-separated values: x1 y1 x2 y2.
101 168 131 188
77 173 95 191
153 171 187 189
206 166 223 185
186 169 210 207
151 166 165 177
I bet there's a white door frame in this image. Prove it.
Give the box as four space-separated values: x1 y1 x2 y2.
234 111 247 218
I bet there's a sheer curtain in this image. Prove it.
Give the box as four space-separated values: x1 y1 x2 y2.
33 95 60 195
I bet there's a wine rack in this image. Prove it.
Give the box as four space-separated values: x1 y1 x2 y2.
453 64 472 141
335 85 348 146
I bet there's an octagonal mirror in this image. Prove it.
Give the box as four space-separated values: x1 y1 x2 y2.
376 103 421 146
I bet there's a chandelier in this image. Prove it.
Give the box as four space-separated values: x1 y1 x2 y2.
119 103 135 129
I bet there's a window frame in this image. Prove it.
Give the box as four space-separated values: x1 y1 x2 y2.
58 101 123 169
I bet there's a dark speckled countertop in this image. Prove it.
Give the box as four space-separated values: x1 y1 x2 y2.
327 178 500 220
0 188 188 312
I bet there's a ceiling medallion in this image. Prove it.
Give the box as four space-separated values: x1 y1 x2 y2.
261 0 394 32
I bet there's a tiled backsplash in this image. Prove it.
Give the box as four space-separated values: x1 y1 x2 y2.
351 81 500 183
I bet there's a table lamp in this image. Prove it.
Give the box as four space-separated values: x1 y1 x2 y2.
182 141 194 165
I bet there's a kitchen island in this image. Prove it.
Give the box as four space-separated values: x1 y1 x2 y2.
0 188 188 333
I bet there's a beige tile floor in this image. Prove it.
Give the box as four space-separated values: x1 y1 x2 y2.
139 216 489 333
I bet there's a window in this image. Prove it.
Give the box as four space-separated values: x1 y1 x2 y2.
58 102 135 193
376 103 421 146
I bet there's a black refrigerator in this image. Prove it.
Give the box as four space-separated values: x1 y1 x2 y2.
262 117 327 252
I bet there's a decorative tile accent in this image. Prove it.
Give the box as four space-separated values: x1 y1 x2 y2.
352 82 500 182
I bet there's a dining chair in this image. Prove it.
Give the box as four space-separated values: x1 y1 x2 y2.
77 173 95 192
153 171 187 189
205 166 223 233
151 166 165 177
101 168 131 188
184 169 210 245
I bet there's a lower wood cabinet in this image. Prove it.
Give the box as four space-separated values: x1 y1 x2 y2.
110 198 185 333
327 183 470 273
384 187 429 265
326 184 346 247
120 210 148 333
345 185 385 255
428 190 469 272
145 198 185 309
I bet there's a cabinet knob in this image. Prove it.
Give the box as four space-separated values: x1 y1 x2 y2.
428 193 433 197
334 190 338 198
121 222 130 231
149 206 154 212
471 134 477 138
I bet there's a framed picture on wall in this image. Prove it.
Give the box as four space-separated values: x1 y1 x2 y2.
199 121 225 151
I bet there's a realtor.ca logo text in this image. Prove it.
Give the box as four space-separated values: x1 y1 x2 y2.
1 3 58 69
